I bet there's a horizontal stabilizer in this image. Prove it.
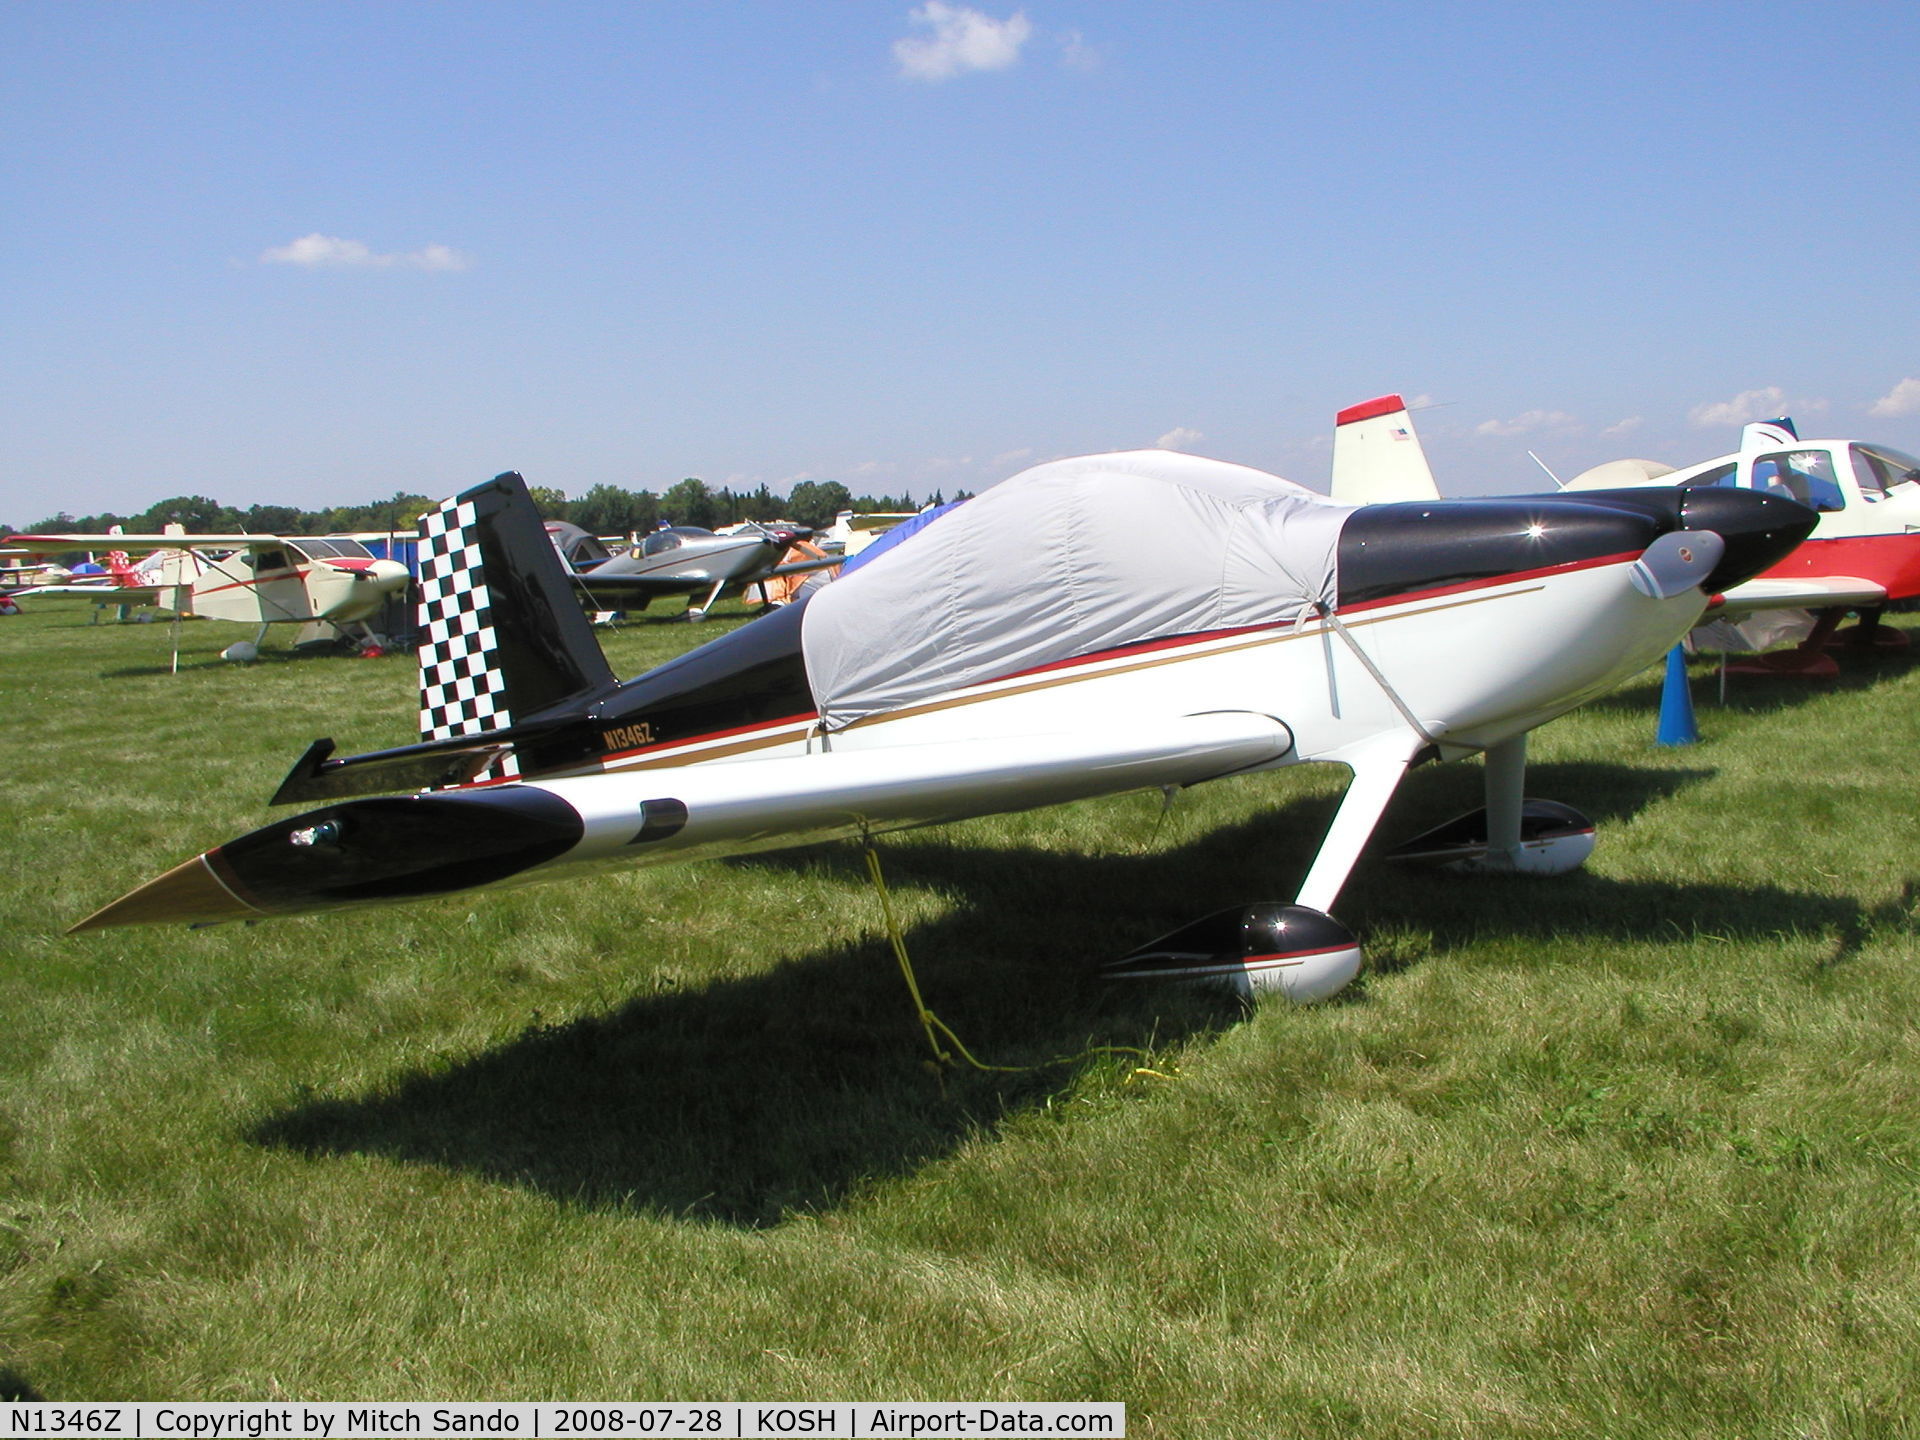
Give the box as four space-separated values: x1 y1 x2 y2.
271 735 520 806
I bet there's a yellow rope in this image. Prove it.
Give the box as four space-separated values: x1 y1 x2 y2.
863 841 1021 1072
860 837 1177 1083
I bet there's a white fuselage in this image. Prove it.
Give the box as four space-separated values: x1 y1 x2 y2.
501 555 1700 882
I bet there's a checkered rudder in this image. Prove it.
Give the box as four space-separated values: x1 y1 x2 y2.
415 496 520 778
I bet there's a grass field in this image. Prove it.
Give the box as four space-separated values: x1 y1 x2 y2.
3 595 1919 1435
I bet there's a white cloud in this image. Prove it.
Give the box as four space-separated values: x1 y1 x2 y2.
1601 416 1644 436
1870 379 1920 417
894 3 1032 81
1474 410 1577 437
1155 427 1204 452
1057 29 1099 71
260 234 472 271
1688 386 1785 428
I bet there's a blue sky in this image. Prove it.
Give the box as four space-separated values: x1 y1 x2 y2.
5 1 1918 521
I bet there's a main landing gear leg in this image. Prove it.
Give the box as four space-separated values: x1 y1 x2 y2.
1483 733 1527 867
685 579 728 621
1837 603 1908 653
1102 736 1420 1004
1384 732 1596 875
1727 606 1844 678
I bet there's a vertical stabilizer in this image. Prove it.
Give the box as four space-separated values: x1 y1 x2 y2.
1330 394 1442 504
1742 419 1798 449
416 473 617 760
146 546 206 613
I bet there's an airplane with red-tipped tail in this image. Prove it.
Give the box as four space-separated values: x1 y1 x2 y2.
5 528 411 641
1332 397 1920 675
70 452 1811 1002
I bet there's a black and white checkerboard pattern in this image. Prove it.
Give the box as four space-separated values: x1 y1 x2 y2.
416 493 521 780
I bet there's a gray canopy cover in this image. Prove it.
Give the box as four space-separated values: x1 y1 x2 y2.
802 449 1354 732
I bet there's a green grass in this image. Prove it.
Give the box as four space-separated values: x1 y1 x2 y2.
4 597 1920 1435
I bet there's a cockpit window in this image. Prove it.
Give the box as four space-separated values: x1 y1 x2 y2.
291 538 372 560
1852 443 1920 499
1678 462 1738 490
642 528 708 557
1752 450 1844 512
248 548 290 571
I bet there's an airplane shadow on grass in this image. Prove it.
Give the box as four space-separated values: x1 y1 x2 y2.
249 758 1878 1229
100 645 408 680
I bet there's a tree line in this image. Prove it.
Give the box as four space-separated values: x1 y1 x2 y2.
8 478 962 545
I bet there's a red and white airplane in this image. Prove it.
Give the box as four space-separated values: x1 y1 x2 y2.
1332 399 1920 675
70 455 1811 1003
6 539 208 612
5 528 412 643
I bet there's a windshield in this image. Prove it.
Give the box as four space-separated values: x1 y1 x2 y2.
1752 449 1845 512
641 527 711 557
290 538 375 561
1851 443 1920 499
1677 462 1738 489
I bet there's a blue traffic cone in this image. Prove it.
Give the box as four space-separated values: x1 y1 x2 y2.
1655 645 1698 746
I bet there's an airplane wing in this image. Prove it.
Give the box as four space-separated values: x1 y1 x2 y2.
561 569 707 601
1709 574 1886 618
762 554 844 580
10 582 162 603
562 558 841 602
3 533 284 554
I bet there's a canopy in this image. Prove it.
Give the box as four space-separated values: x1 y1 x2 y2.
801 449 1353 731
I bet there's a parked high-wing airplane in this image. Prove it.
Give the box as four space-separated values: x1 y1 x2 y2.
7 543 208 614
4 529 412 639
1331 398 1920 675
544 519 841 618
71 455 1811 1002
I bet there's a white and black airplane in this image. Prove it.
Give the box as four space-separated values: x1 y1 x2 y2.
72 453 1811 1001
544 519 840 619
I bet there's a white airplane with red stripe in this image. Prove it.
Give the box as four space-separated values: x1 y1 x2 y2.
70 455 1811 1003
5 528 411 637
1332 397 1920 673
